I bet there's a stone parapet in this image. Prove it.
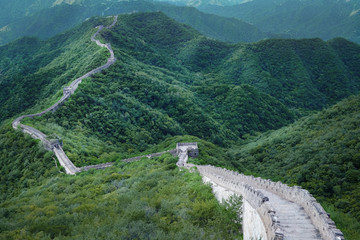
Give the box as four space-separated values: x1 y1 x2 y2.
197 165 284 240
203 165 344 240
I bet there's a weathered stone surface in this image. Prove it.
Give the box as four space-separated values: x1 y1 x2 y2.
193 165 344 240
53 146 80 175
174 144 343 240
203 175 267 240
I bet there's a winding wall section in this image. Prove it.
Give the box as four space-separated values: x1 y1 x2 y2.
12 16 118 175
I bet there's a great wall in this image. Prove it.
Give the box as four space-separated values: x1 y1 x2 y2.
11 14 345 240
12 16 118 175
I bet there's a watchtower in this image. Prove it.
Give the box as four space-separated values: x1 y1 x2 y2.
176 142 199 158
63 87 72 95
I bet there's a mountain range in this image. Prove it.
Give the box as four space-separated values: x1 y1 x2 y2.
199 0 360 43
1 0 359 45
0 0 272 46
0 2 360 239
3 12 359 160
151 0 251 7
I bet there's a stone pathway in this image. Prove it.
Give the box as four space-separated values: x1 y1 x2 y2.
260 189 322 240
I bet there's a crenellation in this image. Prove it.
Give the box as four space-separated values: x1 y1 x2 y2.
197 164 285 240
195 164 344 240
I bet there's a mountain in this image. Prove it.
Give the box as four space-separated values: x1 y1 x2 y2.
0 16 109 124
0 14 242 238
1 12 360 239
2 12 357 166
199 0 360 43
0 0 271 45
151 0 251 7
225 95 360 239
0 0 54 27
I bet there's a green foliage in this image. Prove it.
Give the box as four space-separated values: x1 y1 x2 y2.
194 84 295 137
15 13 360 167
217 38 360 111
157 4 270 43
0 125 58 202
1 12 360 239
0 16 109 123
0 156 242 239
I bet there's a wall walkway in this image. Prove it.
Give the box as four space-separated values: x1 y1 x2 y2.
180 144 344 240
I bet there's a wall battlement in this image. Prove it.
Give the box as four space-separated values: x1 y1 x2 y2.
197 165 284 240
202 165 344 240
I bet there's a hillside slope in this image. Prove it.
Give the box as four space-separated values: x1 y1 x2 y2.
2 12 357 166
0 17 110 123
0 150 242 239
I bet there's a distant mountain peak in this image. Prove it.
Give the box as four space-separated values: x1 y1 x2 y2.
52 0 87 6
153 0 252 7
350 8 360 16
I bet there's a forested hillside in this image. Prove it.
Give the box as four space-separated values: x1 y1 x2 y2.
0 17 110 123
0 149 242 239
1 11 360 239
4 12 357 167
200 0 360 43
224 95 360 239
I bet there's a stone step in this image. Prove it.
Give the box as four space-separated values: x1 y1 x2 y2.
281 222 316 226
258 188 323 240
284 236 322 240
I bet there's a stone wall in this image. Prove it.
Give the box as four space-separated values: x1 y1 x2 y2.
201 165 344 240
197 165 284 240
122 149 177 163
203 175 268 240
243 200 268 240
53 146 80 175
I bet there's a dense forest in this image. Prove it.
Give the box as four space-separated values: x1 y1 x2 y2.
0 17 109 122
0 10 360 239
17 12 360 166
